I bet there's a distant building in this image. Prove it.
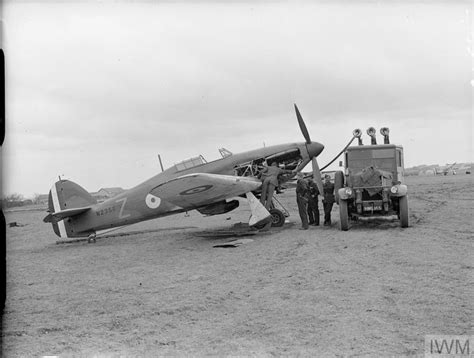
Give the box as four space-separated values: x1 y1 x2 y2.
405 162 473 176
3 199 33 208
36 194 49 205
91 187 125 202
457 165 472 174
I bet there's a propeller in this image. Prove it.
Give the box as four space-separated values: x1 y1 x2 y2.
294 103 311 144
312 157 324 195
294 103 324 194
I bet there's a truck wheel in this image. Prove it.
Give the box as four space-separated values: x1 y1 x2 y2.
399 196 409 228
269 208 285 227
334 171 344 204
339 200 349 231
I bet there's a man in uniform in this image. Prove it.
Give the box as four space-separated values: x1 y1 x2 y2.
296 172 310 230
322 174 335 226
307 178 320 226
259 161 292 210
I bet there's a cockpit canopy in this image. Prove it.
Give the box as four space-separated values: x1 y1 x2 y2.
174 148 234 172
174 155 207 171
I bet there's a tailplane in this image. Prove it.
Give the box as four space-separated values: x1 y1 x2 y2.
44 180 97 238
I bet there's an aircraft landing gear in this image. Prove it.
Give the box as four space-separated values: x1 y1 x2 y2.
269 208 285 227
253 206 287 230
87 233 97 243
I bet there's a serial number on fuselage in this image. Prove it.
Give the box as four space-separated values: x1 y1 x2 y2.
96 206 117 216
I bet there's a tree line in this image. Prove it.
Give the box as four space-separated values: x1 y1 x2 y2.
2 193 43 208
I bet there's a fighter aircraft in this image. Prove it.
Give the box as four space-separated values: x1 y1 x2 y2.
435 162 457 176
44 105 324 241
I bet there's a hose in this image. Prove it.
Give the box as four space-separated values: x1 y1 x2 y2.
320 135 357 171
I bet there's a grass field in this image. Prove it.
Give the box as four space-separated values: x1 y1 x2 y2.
2 174 473 356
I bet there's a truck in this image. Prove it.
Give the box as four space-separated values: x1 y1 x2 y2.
335 127 409 230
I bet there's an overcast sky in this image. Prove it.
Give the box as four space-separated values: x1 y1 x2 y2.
2 1 472 198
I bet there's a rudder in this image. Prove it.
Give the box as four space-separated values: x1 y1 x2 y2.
47 180 97 238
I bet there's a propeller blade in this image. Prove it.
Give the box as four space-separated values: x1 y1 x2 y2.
312 157 324 195
294 103 311 144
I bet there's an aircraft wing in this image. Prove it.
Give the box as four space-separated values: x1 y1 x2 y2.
149 173 262 209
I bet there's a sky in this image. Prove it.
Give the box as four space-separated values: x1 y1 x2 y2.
1 1 472 198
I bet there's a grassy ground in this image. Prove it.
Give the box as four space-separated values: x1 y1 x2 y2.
2 174 473 356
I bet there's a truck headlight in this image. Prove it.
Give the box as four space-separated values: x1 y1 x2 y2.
390 184 407 196
338 187 353 200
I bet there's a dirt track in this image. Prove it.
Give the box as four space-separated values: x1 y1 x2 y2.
2 175 473 356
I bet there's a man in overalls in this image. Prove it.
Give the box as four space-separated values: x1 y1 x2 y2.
322 174 335 226
296 172 310 230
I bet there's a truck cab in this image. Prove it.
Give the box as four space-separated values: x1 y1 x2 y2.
345 144 405 184
336 128 409 230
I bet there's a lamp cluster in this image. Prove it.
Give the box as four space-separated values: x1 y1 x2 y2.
352 127 390 145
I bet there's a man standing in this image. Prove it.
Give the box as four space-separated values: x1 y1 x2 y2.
259 161 292 209
307 178 320 226
322 174 335 226
296 172 310 230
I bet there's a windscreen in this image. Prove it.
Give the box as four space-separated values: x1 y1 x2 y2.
347 148 395 173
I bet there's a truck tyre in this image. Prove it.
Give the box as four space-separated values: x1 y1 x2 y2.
399 196 409 228
269 208 285 227
334 171 344 204
339 200 349 231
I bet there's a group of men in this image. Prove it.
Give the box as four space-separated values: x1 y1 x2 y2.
258 161 336 230
296 172 335 230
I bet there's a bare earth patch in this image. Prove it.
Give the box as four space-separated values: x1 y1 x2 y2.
2 175 473 356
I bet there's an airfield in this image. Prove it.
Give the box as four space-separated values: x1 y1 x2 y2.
2 174 473 356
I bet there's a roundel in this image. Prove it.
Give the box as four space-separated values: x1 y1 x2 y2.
179 185 213 196
145 193 161 209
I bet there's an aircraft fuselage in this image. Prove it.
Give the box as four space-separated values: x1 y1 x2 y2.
70 142 318 236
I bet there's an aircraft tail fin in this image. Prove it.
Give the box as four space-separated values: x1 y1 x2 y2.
44 179 97 238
